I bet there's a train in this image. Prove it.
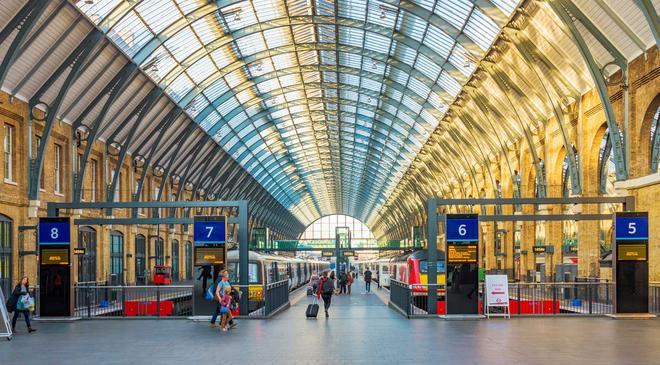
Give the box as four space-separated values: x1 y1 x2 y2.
226 250 330 311
358 250 446 310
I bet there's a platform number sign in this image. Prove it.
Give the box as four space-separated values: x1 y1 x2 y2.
193 216 226 246
446 215 478 242
615 214 648 240
38 217 70 245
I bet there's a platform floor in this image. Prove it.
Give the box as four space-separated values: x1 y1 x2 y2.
2 281 660 364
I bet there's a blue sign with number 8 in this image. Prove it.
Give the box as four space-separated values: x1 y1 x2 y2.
38 218 71 245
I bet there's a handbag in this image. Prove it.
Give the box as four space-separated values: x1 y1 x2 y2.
17 294 32 311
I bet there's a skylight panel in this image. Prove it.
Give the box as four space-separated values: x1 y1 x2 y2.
424 24 454 59
221 2 258 32
236 32 267 56
174 0 201 15
109 11 153 57
192 16 224 46
491 0 519 15
218 96 240 116
364 31 390 54
464 8 500 51
272 53 296 69
366 1 397 28
434 0 473 30
338 26 364 48
340 74 360 86
224 68 246 88
203 78 230 101
396 11 427 43
188 56 216 84
165 26 200 61
414 53 442 81
77 0 121 21
437 71 461 97
264 27 292 49
317 24 336 43
167 73 195 102
338 0 367 20
408 76 431 99
292 24 316 44
136 0 180 34
210 45 236 68
389 67 409 87
339 52 362 69
254 0 285 22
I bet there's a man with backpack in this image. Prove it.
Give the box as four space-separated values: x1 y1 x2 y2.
364 268 372 293
317 271 334 318
338 270 347 295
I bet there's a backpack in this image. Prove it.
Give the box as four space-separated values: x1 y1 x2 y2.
205 283 216 301
321 278 334 295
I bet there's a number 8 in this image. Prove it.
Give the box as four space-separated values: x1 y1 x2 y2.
50 227 59 239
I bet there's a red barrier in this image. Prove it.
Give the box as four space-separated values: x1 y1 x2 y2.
124 300 174 316
509 299 560 314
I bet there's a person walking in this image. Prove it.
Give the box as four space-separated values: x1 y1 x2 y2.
339 270 347 294
6 276 36 333
218 286 233 332
329 270 337 295
346 270 353 295
210 270 236 329
317 271 334 318
364 268 372 294
309 271 320 295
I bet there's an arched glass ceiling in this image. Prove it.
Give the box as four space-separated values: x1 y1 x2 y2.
75 0 519 225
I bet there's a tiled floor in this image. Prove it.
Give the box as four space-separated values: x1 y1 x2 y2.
1 281 659 365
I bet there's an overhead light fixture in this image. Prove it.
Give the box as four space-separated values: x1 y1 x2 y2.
85 0 95 4
223 7 242 22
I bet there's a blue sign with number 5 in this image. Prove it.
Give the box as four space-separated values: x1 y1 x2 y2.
446 216 478 242
615 215 648 240
38 218 71 245
194 217 226 245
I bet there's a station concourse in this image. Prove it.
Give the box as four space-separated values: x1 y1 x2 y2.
0 0 659 364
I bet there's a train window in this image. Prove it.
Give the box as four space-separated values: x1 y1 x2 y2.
227 262 261 284
381 265 389 273
420 261 445 273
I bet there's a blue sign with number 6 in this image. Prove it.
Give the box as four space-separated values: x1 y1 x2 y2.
194 217 226 245
615 215 648 240
38 218 71 245
446 216 478 242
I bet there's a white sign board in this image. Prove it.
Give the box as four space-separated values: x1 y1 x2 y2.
485 275 510 318
0 286 12 340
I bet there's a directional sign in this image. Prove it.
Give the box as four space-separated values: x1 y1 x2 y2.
73 248 86 255
615 213 648 240
38 217 70 245
446 214 478 242
343 250 355 257
322 251 334 257
193 216 226 246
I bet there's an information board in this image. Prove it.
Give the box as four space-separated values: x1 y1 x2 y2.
193 216 226 246
613 212 649 314
322 251 334 257
38 217 71 245
194 247 225 265
343 250 355 257
447 244 477 263
445 214 479 316
41 248 70 265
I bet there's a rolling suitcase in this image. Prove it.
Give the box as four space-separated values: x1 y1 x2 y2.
306 297 319 318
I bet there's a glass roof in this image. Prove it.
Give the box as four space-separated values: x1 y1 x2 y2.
75 0 518 225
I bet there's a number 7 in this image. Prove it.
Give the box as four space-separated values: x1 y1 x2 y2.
206 226 214 238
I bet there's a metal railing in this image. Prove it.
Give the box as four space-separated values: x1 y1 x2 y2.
263 280 289 316
390 282 624 317
389 280 411 316
651 283 660 314
74 285 193 318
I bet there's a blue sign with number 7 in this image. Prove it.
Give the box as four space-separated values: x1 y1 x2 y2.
194 216 226 245
38 217 71 245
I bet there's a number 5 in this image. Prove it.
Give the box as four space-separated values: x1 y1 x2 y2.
458 224 466 236
628 222 636 235
206 226 214 238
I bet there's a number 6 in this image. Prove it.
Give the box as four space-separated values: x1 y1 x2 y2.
458 224 467 236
